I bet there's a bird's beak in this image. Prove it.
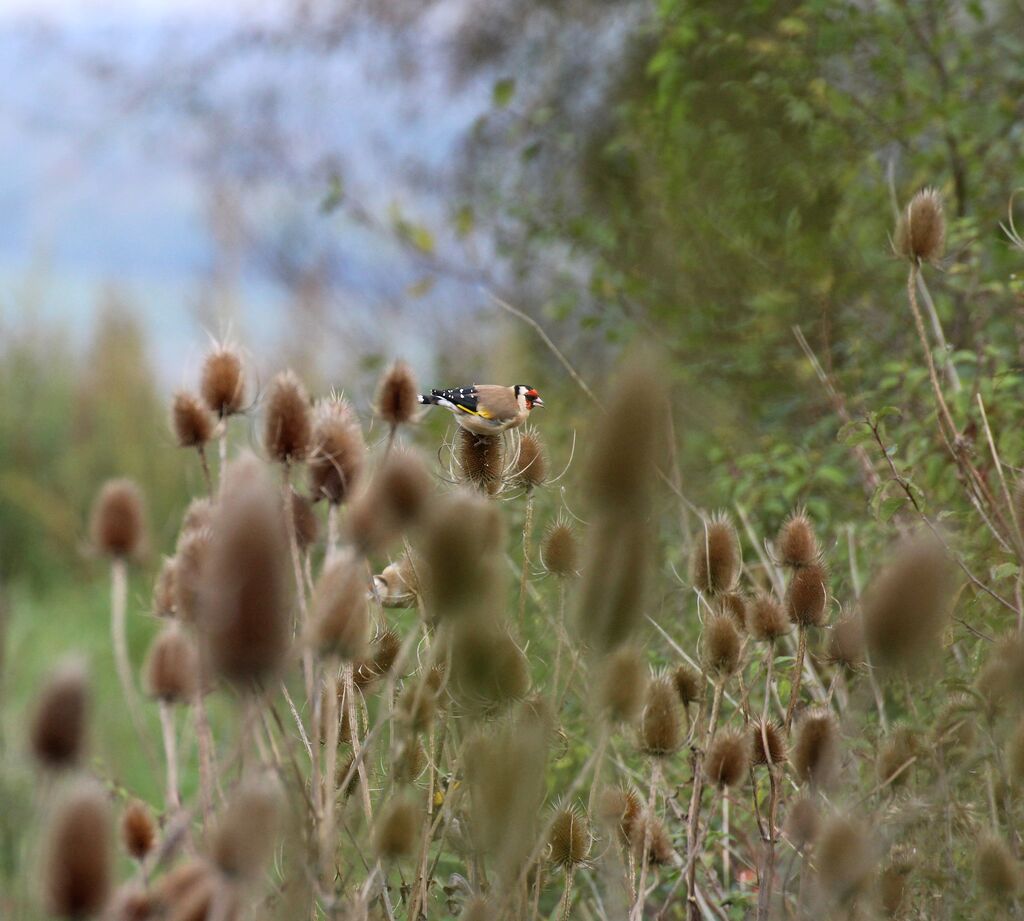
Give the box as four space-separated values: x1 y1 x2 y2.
532 397 544 408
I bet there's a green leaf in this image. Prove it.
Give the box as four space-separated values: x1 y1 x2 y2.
492 77 516 108
878 496 906 522
991 562 1020 581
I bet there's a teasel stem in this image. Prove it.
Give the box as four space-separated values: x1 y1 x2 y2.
158 700 180 811
320 659 341 885
560 865 576 921
110 559 151 758
281 466 315 714
722 796 730 888
196 445 213 496
907 264 959 443
587 724 611 819
784 625 806 735
344 665 373 824
327 505 340 563
756 643 779 917
916 270 961 393
218 427 228 492
518 488 535 622
631 759 661 921
686 680 722 921
192 677 215 829
408 722 443 921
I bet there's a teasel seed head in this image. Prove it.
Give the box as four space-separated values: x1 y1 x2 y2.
289 489 318 552
549 806 590 868
121 800 156 862
457 430 504 495
826 613 865 671
878 847 915 917
598 647 648 724
703 614 741 676
784 796 819 849
152 557 178 619
210 777 283 880
750 721 787 767
449 622 531 711
373 796 419 861
263 370 312 464
200 457 291 688
173 527 210 625
354 629 402 689
398 677 438 733
597 786 641 844
672 663 703 707
629 813 675 866
691 513 740 595
816 813 873 902
41 780 113 918
895 187 945 265
171 391 215 448
514 429 546 491
639 675 683 757
933 694 976 760
793 709 839 789
308 397 366 505
376 360 418 427
90 479 147 560
706 728 751 787
179 497 215 539
786 561 828 628
1009 717 1024 784
393 737 427 784
310 556 369 661
876 727 918 788
862 535 953 672
717 592 747 633
348 450 432 554
747 591 790 643
143 624 199 704
976 834 1020 900
30 657 89 769
776 510 820 568
541 521 578 578
200 345 245 417
106 881 155 921
460 897 493 921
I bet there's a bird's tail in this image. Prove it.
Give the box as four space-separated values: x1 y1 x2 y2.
417 394 439 406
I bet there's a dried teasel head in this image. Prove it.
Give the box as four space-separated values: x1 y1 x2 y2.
354 629 402 689
541 521 578 578
41 780 113 919
639 676 682 757
152 557 178 619
143 624 198 704
876 727 918 788
747 592 790 643
449 622 531 712
672 663 703 707
895 187 945 265
548 806 590 868
179 497 215 538
171 391 215 448
976 834 1021 900
775 510 820 568
786 562 829 628
457 430 504 495
30 657 89 769
597 786 641 844
199 457 291 688
705 728 751 787
289 490 318 552
691 513 740 595
459 897 493 921
393 737 427 784
513 429 546 491
106 881 155 921
91 479 147 560
373 796 420 860
878 847 915 917
210 777 283 880
598 646 648 724
348 450 432 554
376 360 418 427
1009 717 1024 784
174 527 210 625
750 721 787 767
793 709 839 789
629 813 675 866
200 345 245 417
717 592 747 633
703 614 741 676
826 614 865 671
310 556 369 662
121 800 156 862
263 370 312 464
784 796 819 849
816 813 874 903
308 397 366 505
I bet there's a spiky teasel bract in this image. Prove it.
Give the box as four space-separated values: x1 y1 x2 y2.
1008 717 1024 784
541 518 578 577
154 858 237 920
629 814 675 866
975 634 1024 716
784 796 819 849
705 728 751 787
308 396 365 505
171 391 215 448
549 805 590 868
199 457 291 688
143 624 198 704
597 786 641 844
107 881 155 921
121 800 156 862
639 675 682 757
354 629 402 689
598 646 648 724
747 591 790 643
398 675 439 733
393 737 427 784
793 709 839 789
786 561 829 628
672 663 703 707
449 622 531 712
180 496 214 537
375 359 418 427
691 513 740 595
816 813 874 902
826 613 865 671
750 721 787 766
289 489 318 551
862 535 952 671
200 344 246 418
895 187 946 265
348 450 432 555
30 656 89 769
152 557 177 618
975 834 1020 900
459 897 493 921
263 370 312 464
210 777 283 880
91 478 147 560
513 428 546 491
703 614 741 676
876 727 918 787
41 780 113 919
456 429 504 495
310 556 369 662
775 509 820 568
933 693 976 760
373 796 420 860
877 846 915 917
173 527 210 625
717 592 747 632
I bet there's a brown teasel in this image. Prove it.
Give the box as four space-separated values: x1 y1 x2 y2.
354 629 402 688
826 614 865 671
348 450 432 554
308 397 366 505
705 728 751 787
171 391 215 448
786 561 829 628
90 478 147 560
457 429 504 495
513 429 547 490
449 623 531 711
210 779 282 880
703 614 741 676
375 360 419 427
878 846 915 917
894 188 945 265
121 800 156 862
629 813 674 866
639 676 682 756
541 521 578 578
691 513 740 595
373 796 420 860
784 796 819 849
200 345 245 417
876 727 918 788
775 510 820 568
263 370 312 464
548 806 590 868
151 557 178 618
816 813 874 901
289 490 319 551
179 497 215 538
598 646 648 724
30 657 89 769
143 624 199 704
976 834 1020 900
793 709 839 789
597 786 641 844
747 591 790 643
717 592 748 633
672 663 703 707
173 527 210 625
750 721 787 767
310 557 369 662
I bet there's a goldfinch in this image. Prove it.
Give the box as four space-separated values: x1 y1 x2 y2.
417 384 544 436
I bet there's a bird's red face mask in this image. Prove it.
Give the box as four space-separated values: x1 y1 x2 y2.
526 388 544 409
